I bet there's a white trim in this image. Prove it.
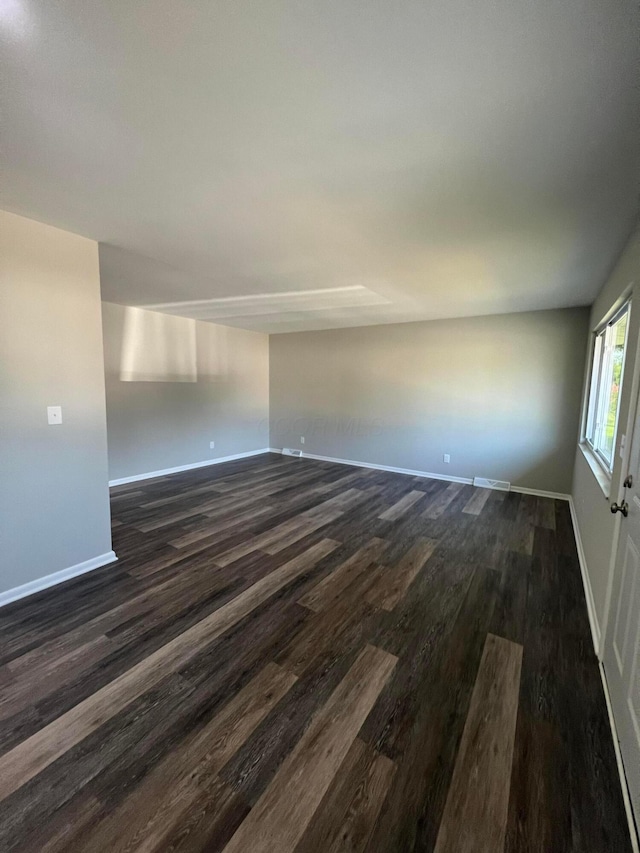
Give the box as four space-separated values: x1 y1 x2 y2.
579 441 612 498
271 448 571 498
599 662 640 852
282 450 473 484
511 485 571 501
108 449 273 487
0 551 118 609
569 496 602 657
271 449 469 484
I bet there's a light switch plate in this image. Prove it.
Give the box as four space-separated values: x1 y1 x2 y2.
47 406 62 425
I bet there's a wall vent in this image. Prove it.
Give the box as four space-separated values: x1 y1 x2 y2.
282 448 303 457
473 476 510 491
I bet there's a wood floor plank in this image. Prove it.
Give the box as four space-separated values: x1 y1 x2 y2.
378 489 426 521
153 778 249 853
0 539 338 800
0 455 631 853
0 634 116 722
5 540 272 688
504 712 570 853
535 496 556 530
169 504 275 548
4 558 221 677
490 553 529 646
510 521 534 556
434 632 523 853
324 750 395 853
141 482 224 509
223 644 397 853
111 489 144 502
295 737 396 853
299 538 387 612
423 482 465 519
262 514 338 555
212 493 361 567
219 646 360 805
210 464 307 494
0 674 194 851
110 476 168 495
279 565 384 677
0 666 14 688
365 538 437 611
360 561 497 829
304 487 371 516
135 495 232 532
517 493 538 526
462 487 492 516
15 792 104 853
81 662 296 852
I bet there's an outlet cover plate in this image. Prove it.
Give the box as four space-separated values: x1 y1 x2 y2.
47 406 62 425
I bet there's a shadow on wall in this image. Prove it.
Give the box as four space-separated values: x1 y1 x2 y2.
120 306 228 383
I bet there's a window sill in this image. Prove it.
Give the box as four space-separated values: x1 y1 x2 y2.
579 441 612 500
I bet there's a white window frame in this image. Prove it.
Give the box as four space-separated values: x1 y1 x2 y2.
584 301 631 474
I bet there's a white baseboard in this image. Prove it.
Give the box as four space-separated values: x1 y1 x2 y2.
274 449 473 485
511 485 571 501
600 662 640 852
108 448 273 487
0 550 118 609
270 448 571 499
568 496 602 656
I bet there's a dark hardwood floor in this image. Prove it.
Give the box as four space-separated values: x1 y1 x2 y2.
0 453 631 851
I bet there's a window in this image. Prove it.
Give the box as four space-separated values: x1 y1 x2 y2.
585 302 630 472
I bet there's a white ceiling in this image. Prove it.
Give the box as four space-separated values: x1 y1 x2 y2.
1 0 638 333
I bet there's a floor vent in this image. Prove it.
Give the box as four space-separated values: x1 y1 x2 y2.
282 448 303 457
473 476 511 491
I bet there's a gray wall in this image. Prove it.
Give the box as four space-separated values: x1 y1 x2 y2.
572 228 640 637
270 308 589 493
102 302 269 481
0 211 113 596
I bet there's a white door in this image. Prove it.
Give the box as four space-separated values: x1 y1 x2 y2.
604 399 640 831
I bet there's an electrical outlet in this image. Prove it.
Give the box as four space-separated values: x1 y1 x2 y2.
47 406 62 425
443 453 450 463
300 436 305 444
210 441 215 449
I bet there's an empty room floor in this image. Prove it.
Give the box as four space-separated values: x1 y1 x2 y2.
0 454 631 852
